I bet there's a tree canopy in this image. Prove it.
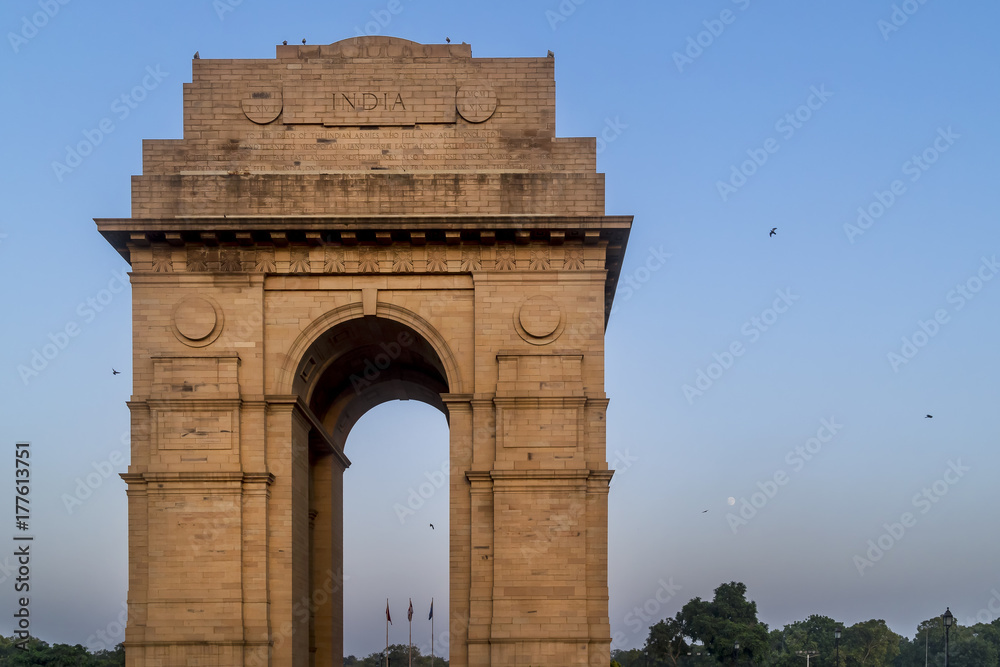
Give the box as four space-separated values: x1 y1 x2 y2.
620 582 1000 667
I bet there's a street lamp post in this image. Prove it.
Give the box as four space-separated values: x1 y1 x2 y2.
733 640 739 666
835 626 842 666
943 607 954 667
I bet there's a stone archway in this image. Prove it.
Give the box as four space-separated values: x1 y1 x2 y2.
99 36 631 667
283 314 455 665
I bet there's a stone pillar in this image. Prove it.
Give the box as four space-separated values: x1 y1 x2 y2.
264 399 312 667
443 395 475 666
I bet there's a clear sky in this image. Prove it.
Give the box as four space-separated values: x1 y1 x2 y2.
1 0 998 659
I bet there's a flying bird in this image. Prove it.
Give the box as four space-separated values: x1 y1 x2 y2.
112 368 121 375
701 510 708 513
769 227 777 237
925 414 933 419
429 523 435 530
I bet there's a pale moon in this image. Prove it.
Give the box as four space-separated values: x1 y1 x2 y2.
727 497 736 506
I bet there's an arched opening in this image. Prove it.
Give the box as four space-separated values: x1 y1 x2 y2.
342 400 449 660
291 315 453 663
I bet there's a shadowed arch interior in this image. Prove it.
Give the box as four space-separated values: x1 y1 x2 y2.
294 317 450 451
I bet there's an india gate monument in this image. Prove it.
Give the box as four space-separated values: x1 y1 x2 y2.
97 36 631 666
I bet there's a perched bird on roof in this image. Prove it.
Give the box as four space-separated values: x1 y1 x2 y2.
193 51 199 59
446 37 451 43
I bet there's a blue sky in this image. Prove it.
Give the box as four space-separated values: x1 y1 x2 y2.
1 0 998 659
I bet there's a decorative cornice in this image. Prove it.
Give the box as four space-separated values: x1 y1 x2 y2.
97 214 630 321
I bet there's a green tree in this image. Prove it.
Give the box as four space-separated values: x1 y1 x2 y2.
895 617 946 666
889 615 1000 667
842 618 901 665
972 619 1000 661
610 648 645 667
645 617 689 666
357 643 449 667
765 615 842 667
676 581 770 665
948 629 999 666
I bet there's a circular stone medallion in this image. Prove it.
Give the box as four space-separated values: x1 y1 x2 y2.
241 86 283 124
172 296 223 347
515 295 564 345
456 83 497 123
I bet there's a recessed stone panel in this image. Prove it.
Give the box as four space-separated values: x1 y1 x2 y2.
155 410 234 451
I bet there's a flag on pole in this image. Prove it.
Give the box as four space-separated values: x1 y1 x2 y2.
386 600 392 625
408 598 413 622
428 599 433 620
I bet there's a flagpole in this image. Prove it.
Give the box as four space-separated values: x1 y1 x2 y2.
385 598 389 667
431 597 435 667
408 597 413 667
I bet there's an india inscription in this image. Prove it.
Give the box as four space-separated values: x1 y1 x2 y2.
283 79 456 126
98 36 631 667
